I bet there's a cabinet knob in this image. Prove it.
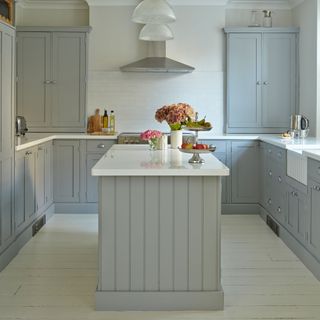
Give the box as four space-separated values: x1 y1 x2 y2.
267 198 272 205
25 151 32 155
268 149 272 154
277 207 281 213
256 81 261 85
44 80 51 84
97 144 105 148
278 176 282 183
51 80 57 84
268 170 272 177
263 81 269 85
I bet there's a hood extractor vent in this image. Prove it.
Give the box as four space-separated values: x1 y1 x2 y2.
120 41 195 73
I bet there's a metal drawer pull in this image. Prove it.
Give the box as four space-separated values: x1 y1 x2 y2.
44 80 51 84
51 80 57 84
268 170 272 177
97 144 105 148
25 151 32 155
278 176 282 183
263 81 269 85
291 191 298 197
256 81 261 85
277 207 281 213
313 186 320 192
267 198 272 205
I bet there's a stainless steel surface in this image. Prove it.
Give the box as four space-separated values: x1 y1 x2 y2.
290 114 310 139
16 116 28 136
120 57 195 73
117 132 194 145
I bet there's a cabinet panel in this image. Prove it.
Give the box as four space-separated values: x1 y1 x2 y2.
86 154 102 203
25 150 36 220
307 180 320 260
227 34 261 128
51 33 86 128
262 33 296 128
53 140 80 203
0 157 14 252
214 152 227 204
35 146 46 213
231 141 260 203
45 142 53 205
17 32 51 128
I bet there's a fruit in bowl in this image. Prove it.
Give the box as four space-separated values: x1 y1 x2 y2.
181 142 193 149
194 144 209 150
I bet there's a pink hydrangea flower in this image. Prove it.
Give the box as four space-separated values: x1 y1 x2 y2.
140 130 163 141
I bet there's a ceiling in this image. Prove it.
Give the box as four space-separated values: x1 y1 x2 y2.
16 0 305 9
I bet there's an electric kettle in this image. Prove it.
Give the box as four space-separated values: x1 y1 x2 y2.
290 115 310 139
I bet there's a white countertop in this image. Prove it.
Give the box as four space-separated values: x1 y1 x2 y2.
302 150 320 162
15 133 118 151
91 145 230 177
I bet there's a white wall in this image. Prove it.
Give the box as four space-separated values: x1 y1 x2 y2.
88 5 225 134
292 0 318 136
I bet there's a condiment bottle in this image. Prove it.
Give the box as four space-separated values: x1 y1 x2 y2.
109 110 115 133
103 110 108 129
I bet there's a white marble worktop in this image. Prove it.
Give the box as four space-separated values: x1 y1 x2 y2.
15 133 118 151
91 145 230 177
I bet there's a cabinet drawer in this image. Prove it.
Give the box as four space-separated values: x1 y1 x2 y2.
308 159 320 183
201 140 227 153
265 144 286 166
87 140 114 153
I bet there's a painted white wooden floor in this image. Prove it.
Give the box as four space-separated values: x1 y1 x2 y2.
0 214 320 320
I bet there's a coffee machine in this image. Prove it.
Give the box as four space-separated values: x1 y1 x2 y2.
290 115 310 139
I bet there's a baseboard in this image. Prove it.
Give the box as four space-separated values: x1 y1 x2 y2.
0 205 54 272
95 289 224 311
259 207 320 281
54 203 98 214
222 203 261 214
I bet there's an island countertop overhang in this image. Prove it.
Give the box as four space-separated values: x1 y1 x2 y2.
91 145 230 177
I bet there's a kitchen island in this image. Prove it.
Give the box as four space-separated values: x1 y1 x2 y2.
92 145 229 311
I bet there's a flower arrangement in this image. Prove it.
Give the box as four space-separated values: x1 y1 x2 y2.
155 103 195 131
140 130 163 150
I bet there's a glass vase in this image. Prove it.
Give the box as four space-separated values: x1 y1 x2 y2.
170 130 182 149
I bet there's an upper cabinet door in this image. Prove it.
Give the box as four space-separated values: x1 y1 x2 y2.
51 33 86 128
227 33 261 128
261 33 296 128
17 32 51 128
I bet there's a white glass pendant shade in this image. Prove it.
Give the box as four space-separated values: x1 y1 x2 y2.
139 24 173 41
132 0 176 24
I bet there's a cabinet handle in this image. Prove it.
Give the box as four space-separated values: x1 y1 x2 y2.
277 207 281 213
25 151 32 155
256 81 261 85
314 186 320 192
44 80 51 84
268 149 272 154
268 170 272 177
97 144 105 148
51 80 57 84
278 176 282 183
38 147 43 151
263 81 269 85
267 198 272 205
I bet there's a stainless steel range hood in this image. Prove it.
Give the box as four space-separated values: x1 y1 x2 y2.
120 42 195 73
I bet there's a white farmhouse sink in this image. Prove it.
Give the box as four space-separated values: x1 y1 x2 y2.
287 150 307 185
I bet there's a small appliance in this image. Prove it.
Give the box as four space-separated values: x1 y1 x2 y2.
16 116 28 136
290 114 310 139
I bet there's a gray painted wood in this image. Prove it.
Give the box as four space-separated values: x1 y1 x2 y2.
17 32 51 128
51 33 86 128
261 33 296 128
53 140 80 203
24 150 36 220
97 176 223 310
227 33 261 129
35 146 46 213
44 142 53 205
86 154 101 203
231 141 260 203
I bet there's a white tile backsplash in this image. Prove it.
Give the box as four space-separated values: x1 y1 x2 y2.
88 71 224 135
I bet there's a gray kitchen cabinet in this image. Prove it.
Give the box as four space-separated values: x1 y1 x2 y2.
53 140 80 203
231 141 260 203
45 142 53 205
286 186 308 244
0 22 15 254
14 148 36 235
35 145 46 214
225 28 298 133
16 27 90 132
214 153 227 204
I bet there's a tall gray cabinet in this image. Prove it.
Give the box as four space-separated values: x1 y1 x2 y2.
0 22 15 255
225 27 299 133
16 27 90 132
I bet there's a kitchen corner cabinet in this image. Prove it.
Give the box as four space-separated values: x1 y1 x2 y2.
16 27 90 132
225 28 299 134
0 22 15 254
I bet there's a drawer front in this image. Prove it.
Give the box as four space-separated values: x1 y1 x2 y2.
264 143 286 166
264 161 286 187
308 159 320 183
87 140 114 153
201 140 227 153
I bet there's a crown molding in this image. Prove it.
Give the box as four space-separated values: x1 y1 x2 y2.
16 0 88 10
227 0 305 10
85 0 229 6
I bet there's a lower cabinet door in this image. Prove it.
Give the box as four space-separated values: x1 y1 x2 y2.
44 142 53 205
307 180 320 260
0 156 14 253
25 150 36 220
86 153 102 203
53 140 80 203
35 146 46 214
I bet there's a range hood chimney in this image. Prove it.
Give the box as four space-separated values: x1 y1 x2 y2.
120 41 195 73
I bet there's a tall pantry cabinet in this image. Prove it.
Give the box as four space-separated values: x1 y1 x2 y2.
225 28 299 133
0 22 15 256
16 27 90 132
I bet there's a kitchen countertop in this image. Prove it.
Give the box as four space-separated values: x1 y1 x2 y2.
302 150 320 162
91 145 230 176
15 133 118 151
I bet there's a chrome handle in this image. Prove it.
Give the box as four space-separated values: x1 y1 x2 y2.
256 81 261 85
263 81 269 85
97 144 105 148
291 191 298 197
51 80 57 84
25 151 32 155
44 80 51 84
267 198 272 205
313 186 320 192
278 176 282 183
268 170 272 177
277 207 281 213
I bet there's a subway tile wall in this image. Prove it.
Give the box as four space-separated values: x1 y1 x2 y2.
88 71 224 135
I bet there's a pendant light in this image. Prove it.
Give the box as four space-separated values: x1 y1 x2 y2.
139 24 173 41
132 0 176 24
